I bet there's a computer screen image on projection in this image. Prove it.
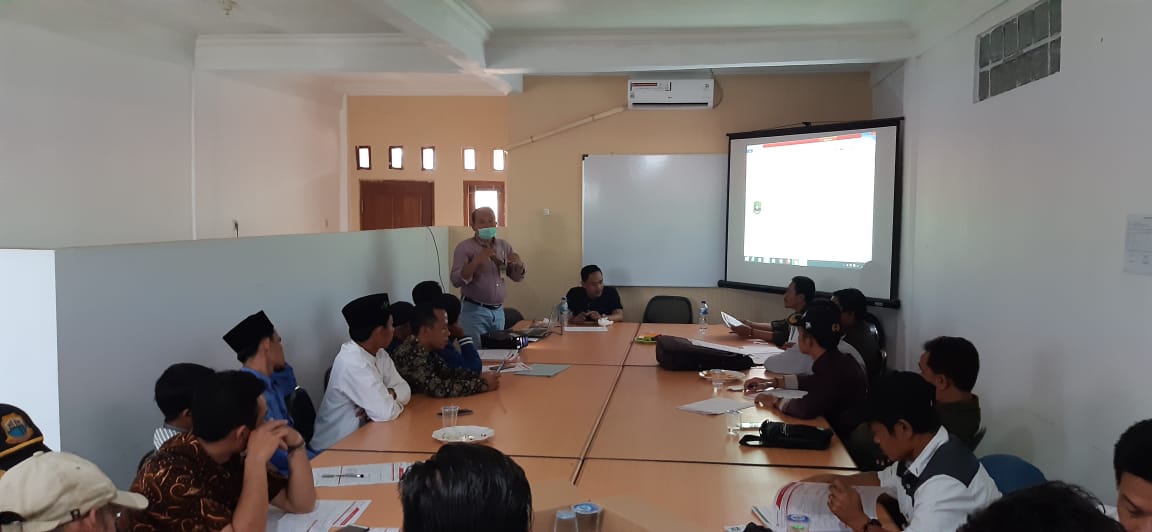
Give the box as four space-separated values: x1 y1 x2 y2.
725 118 902 304
743 132 876 269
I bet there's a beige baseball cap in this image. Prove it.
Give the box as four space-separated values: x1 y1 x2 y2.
0 452 147 532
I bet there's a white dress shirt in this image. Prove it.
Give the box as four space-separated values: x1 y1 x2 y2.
311 340 412 450
877 427 1001 532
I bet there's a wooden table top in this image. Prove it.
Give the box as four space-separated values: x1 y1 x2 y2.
585 366 857 468
311 450 579 529
577 459 845 529
327 364 622 458
625 323 764 366
515 321 641 365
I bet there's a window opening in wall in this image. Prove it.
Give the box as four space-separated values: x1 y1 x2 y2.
976 0 1061 102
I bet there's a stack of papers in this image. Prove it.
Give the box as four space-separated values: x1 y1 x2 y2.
270 500 371 531
677 397 755 415
478 349 518 361
312 463 411 487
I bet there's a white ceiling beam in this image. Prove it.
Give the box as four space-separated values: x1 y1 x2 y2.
484 25 916 74
347 0 520 93
909 0 1012 55
195 34 460 73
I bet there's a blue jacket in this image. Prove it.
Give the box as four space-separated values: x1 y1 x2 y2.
437 336 482 373
242 365 318 475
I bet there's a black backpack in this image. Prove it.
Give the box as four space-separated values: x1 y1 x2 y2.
655 335 754 371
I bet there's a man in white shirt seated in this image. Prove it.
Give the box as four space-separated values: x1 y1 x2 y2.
1112 418 1152 532
802 371 1000 532
311 293 412 450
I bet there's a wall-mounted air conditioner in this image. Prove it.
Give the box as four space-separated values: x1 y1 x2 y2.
627 79 714 109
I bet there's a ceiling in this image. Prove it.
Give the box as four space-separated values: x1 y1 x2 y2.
463 0 924 31
0 0 1007 96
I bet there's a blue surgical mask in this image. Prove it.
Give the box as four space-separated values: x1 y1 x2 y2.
478 227 497 240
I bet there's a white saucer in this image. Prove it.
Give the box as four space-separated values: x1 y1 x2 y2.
432 425 495 443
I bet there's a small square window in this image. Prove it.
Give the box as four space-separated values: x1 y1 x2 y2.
1050 0 1061 33
421 147 435 171
990 26 1004 63
1050 37 1061 74
1034 2 1050 39
1018 10 1035 49
463 148 477 171
1004 19 1019 58
978 71 990 101
493 149 507 172
356 146 371 170
389 146 403 170
979 34 992 67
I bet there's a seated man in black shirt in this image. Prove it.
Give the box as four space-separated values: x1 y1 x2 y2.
565 265 624 324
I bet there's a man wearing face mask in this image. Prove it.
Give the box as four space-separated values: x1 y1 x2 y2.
451 207 526 345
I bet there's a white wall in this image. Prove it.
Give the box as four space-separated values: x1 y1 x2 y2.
194 73 342 239
49 227 450 487
901 0 1152 499
0 250 61 450
0 19 194 249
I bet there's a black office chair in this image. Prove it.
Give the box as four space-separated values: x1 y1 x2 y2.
503 307 525 330
287 386 318 444
642 295 694 324
863 315 887 350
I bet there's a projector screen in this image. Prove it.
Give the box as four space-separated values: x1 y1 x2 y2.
722 118 903 306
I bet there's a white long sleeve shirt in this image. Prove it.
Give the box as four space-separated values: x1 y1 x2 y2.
877 427 1001 532
311 341 411 450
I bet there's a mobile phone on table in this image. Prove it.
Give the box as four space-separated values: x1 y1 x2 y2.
336 526 369 532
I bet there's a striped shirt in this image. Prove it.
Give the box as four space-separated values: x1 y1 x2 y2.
152 425 185 450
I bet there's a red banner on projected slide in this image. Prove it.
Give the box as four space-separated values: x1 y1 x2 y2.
761 133 864 149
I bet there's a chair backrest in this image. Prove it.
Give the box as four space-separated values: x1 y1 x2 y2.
642 296 694 324
503 307 525 329
980 454 1046 494
863 315 887 349
287 386 317 444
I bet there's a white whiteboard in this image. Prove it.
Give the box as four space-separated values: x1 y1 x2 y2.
582 154 727 287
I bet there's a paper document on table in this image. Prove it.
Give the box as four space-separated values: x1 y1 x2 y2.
485 361 532 373
677 397 755 415
758 388 808 400
313 463 411 487
564 325 609 332
752 482 894 532
516 363 570 377
690 339 781 356
721 311 743 329
747 347 786 365
272 500 371 531
478 349 518 361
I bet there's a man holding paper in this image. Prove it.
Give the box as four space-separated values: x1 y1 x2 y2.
801 372 1000 532
730 275 814 348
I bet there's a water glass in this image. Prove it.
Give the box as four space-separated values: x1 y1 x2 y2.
441 405 459 428
711 376 725 396
553 509 579 532
572 502 603 532
725 410 742 435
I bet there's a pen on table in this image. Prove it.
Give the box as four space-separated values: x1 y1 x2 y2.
495 357 510 373
322 473 365 478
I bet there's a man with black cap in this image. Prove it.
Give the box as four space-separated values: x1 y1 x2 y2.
0 404 51 479
801 372 1000 532
311 293 411 450
743 298 868 438
223 311 315 474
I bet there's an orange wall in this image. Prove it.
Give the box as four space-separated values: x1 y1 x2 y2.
349 74 871 319
502 74 872 318
347 96 509 229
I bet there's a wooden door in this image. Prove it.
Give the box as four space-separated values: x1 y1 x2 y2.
360 181 435 230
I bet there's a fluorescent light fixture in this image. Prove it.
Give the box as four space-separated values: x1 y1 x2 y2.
355 146 371 170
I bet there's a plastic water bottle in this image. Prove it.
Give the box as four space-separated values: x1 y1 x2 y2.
698 300 709 334
558 297 570 335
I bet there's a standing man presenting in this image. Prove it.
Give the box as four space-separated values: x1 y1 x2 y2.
451 207 526 345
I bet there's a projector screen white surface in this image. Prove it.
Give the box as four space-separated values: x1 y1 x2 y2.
725 119 902 303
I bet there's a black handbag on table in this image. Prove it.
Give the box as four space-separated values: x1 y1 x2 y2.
738 420 833 450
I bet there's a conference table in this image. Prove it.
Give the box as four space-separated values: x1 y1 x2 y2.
318 321 858 529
